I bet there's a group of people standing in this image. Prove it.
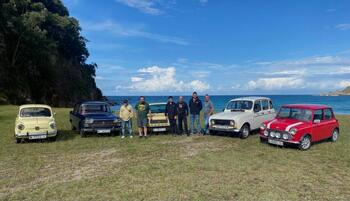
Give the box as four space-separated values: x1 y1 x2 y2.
118 92 214 139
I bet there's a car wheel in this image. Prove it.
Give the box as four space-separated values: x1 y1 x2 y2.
71 123 76 131
330 129 339 142
15 138 21 144
80 127 86 138
49 136 57 142
299 135 311 150
240 124 250 139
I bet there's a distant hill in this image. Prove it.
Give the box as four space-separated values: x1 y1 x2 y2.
0 0 103 106
321 86 350 96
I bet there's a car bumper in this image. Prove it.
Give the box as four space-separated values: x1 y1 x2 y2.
82 127 121 133
148 126 170 132
209 126 240 132
260 135 300 145
15 130 57 139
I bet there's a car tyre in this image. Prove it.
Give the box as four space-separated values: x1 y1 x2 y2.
71 123 76 131
80 126 86 138
299 135 311 150
15 138 21 144
240 124 250 139
329 128 339 142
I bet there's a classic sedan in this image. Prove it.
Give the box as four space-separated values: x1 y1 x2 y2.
260 104 340 150
15 104 57 143
70 101 121 137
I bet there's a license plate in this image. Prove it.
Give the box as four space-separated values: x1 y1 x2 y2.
97 129 111 134
268 139 284 146
153 128 166 132
214 125 231 129
29 135 46 139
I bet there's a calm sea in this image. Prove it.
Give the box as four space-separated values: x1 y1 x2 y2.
107 95 350 114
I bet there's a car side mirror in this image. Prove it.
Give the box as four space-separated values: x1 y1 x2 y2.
313 119 321 124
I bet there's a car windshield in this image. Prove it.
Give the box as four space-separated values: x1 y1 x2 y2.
81 104 111 114
20 107 51 117
277 107 313 121
226 100 253 111
150 104 166 113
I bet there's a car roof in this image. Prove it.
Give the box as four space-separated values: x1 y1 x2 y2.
230 96 271 102
79 101 108 105
149 102 167 106
282 104 331 110
19 104 52 109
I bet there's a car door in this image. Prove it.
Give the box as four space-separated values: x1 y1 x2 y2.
311 109 328 141
261 99 273 121
71 104 81 129
322 108 337 139
252 100 265 130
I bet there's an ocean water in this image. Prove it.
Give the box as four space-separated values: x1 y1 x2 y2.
107 95 350 114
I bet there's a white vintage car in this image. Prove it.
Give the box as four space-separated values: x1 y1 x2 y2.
209 97 276 138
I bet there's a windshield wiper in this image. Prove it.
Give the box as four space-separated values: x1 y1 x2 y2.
231 109 244 112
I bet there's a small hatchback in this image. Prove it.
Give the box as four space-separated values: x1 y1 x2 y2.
15 104 57 143
260 104 339 150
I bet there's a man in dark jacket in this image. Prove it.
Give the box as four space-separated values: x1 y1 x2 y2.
189 92 202 134
176 96 189 135
165 96 177 135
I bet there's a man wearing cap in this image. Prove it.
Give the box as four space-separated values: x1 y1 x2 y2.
165 96 178 135
119 99 134 139
176 96 189 135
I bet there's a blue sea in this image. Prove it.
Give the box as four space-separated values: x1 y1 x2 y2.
107 95 350 114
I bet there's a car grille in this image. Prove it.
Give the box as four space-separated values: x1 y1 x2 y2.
91 120 115 128
150 119 168 124
213 119 231 126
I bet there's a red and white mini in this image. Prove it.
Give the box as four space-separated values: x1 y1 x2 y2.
260 104 340 150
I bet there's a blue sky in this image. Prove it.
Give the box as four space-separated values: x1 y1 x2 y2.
63 0 350 95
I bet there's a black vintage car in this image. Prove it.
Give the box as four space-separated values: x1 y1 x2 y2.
69 101 121 137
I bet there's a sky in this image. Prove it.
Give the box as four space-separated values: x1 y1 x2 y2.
63 0 350 96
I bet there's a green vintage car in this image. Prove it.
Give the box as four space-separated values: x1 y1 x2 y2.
15 104 57 143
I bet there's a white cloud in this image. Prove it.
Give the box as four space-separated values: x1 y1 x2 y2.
83 20 188 45
191 70 210 78
335 80 350 88
116 0 162 15
248 77 305 90
335 24 350 30
119 66 210 92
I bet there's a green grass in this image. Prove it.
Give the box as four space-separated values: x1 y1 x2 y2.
0 105 350 201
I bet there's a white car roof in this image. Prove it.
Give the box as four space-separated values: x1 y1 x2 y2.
149 102 167 106
19 104 52 110
229 96 271 102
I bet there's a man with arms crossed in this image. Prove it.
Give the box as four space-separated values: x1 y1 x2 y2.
119 99 134 139
189 92 203 135
135 96 150 138
165 96 178 135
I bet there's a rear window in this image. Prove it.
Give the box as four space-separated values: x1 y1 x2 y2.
20 107 51 117
324 108 333 120
261 100 269 110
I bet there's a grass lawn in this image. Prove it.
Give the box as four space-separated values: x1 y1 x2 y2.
0 105 350 201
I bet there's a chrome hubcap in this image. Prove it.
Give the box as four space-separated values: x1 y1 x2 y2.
332 130 338 141
242 127 249 137
301 137 310 149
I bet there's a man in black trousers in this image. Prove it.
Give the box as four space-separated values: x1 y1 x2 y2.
176 96 189 136
165 96 178 135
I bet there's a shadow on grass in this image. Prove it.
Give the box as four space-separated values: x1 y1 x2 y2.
57 129 78 141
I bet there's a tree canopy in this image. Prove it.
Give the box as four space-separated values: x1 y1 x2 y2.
0 0 103 106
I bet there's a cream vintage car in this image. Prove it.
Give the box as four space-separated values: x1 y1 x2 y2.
209 97 276 138
15 104 57 143
147 103 170 133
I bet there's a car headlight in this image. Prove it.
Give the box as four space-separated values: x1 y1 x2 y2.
210 120 215 125
230 120 235 126
282 133 289 140
84 118 94 124
289 128 297 135
264 130 269 136
260 123 267 130
275 132 281 139
17 124 25 130
49 122 56 129
270 131 275 138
